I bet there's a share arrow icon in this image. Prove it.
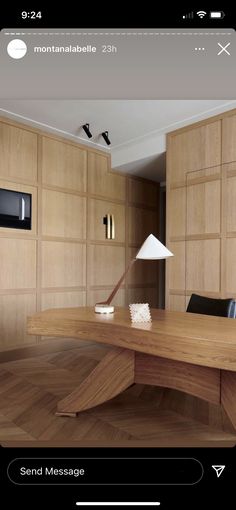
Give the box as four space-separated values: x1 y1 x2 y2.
212 465 225 478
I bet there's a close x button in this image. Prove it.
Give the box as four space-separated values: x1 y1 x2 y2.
217 42 231 55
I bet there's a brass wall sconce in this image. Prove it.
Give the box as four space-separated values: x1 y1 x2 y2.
103 214 115 239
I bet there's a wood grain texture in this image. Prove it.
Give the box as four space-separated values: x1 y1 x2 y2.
0 116 159 353
87 289 126 307
56 347 135 415
0 122 37 182
186 239 220 293
168 187 186 238
0 294 37 347
88 245 125 287
128 206 158 245
42 241 86 288
135 353 220 404
27 307 236 371
0 344 235 442
222 113 236 163
169 295 186 312
128 178 158 208
88 152 125 201
127 287 158 308
186 180 221 235
225 161 236 178
186 166 221 184
168 241 185 291
42 189 86 239
226 175 236 233
0 238 36 289
168 120 221 182
42 291 86 310
42 137 87 191
226 238 236 294
166 109 236 315
221 370 236 429
128 248 158 285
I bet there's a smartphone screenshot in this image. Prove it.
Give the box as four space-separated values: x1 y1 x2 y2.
0 6 235 509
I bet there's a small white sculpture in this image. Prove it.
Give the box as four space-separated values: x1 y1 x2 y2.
129 303 152 323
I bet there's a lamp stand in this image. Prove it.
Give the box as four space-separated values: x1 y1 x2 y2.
95 259 136 314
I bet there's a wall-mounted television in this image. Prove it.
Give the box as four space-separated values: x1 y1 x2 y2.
0 188 32 230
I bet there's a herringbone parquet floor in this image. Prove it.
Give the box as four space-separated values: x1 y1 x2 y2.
0 342 236 443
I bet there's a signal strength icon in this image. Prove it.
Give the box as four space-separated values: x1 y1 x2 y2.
197 10 207 18
183 12 194 19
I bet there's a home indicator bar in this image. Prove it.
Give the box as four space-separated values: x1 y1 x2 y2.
75 504 161 507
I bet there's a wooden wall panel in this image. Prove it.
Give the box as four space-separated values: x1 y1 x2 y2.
128 206 158 246
0 122 37 182
88 245 125 287
0 239 36 289
185 295 191 308
0 294 36 347
42 241 86 288
127 180 159 308
186 180 221 235
226 239 236 294
42 189 86 239
128 178 157 207
0 117 159 351
166 111 236 312
128 248 158 285
88 152 126 201
88 199 125 243
168 121 221 183
222 114 236 163
169 295 186 312
128 287 157 308
168 188 186 238
42 291 86 310
226 176 236 233
42 137 87 191
186 166 221 182
168 242 185 291
165 109 236 431
87 289 125 307
186 240 220 293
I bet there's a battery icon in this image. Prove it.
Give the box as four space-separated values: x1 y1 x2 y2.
210 11 225 19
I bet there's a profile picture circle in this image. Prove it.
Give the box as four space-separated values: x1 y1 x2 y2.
7 39 27 59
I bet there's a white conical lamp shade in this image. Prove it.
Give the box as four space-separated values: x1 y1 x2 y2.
135 234 174 260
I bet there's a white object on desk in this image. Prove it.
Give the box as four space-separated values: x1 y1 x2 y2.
129 303 152 323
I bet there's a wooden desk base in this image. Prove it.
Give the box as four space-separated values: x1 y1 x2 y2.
55 346 236 430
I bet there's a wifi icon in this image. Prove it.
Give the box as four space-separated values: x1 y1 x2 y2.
197 10 207 18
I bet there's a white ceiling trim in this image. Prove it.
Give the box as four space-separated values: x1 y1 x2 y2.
0 108 110 152
1 100 236 154
111 100 236 150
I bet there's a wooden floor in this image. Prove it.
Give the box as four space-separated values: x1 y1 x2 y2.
0 342 236 444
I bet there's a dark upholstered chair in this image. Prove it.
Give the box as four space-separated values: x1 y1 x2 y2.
186 293 236 318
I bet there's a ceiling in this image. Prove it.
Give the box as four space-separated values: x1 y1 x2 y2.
115 153 167 182
0 99 235 181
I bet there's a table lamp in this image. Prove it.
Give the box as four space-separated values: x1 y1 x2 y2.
95 234 174 313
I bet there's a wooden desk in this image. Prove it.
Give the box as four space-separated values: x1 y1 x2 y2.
27 307 236 427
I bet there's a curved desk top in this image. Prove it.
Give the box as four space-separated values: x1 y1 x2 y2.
27 306 236 371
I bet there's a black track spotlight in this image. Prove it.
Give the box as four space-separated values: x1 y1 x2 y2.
82 123 93 139
101 131 111 146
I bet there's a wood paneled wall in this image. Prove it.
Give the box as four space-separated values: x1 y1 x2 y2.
166 108 236 311
0 117 159 350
